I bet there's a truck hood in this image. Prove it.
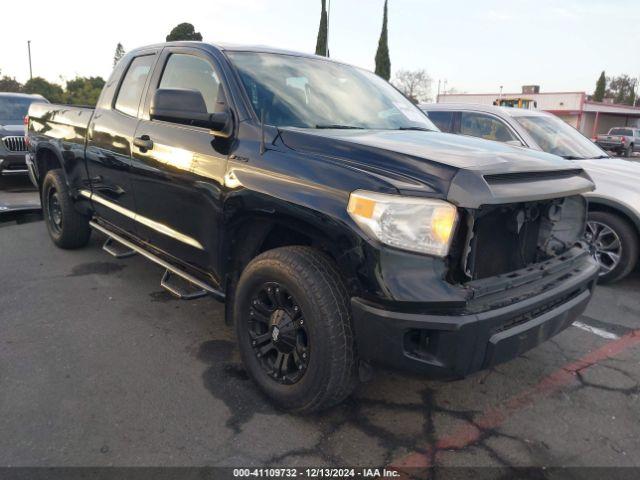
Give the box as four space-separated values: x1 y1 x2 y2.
0 124 25 136
279 128 594 208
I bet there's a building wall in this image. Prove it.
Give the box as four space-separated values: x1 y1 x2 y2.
580 113 639 138
438 92 584 111
555 113 579 128
581 113 596 138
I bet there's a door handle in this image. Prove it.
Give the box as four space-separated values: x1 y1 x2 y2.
133 135 154 151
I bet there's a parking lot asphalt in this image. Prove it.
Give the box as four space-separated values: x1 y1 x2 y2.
0 218 639 471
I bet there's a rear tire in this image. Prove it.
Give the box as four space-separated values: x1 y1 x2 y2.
587 211 638 284
234 246 357 413
42 169 91 249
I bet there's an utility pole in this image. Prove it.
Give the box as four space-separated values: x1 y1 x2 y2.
27 40 33 80
326 0 331 57
437 79 441 102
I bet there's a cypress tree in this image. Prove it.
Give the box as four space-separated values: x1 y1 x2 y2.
593 71 606 102
375 0 391 80
315 0 328 57
113 43 125 67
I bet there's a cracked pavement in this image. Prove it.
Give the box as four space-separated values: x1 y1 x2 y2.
0 217 638 469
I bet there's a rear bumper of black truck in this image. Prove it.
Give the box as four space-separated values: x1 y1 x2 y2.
351 251 599 378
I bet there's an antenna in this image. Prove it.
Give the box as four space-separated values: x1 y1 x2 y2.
260 109 266 155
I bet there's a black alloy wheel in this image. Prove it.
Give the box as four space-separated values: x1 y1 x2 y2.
234 246 357 413
248 282 309 385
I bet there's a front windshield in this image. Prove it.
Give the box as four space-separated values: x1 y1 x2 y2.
0 97 34 125
514 114 607 159
227 52 437 131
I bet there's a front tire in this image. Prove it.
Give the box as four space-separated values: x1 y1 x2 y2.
42 169 91 249
587 211 639 284
234 246 357 413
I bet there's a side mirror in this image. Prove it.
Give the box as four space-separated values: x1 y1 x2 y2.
150 88 233 137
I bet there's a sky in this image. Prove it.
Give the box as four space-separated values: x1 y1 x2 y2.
1 0 639 97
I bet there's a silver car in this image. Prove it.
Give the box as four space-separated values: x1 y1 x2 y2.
421 103 640 284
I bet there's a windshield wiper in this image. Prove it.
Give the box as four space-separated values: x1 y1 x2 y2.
560 155 587 160
315 124 365 130
397 126 435 132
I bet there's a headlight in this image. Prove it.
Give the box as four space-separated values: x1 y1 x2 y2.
347 190 458 256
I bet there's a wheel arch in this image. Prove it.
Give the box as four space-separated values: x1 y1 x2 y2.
588 196 640 239
223 212 361 285
220 210 365 324
34 146 66 190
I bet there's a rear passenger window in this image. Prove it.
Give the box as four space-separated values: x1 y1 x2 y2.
426 111 454 132
114 55 155 117
460 112 516 142
159 54 222 114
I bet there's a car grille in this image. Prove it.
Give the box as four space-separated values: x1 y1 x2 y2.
2 136 27 152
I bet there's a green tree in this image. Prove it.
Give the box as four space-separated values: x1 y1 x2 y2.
166 23 203 42
374 0 391 80
63 76 106 106
606 74 638 105
593 71 606 102
113 43 126 67
23 77 64 103
315 0 328 56
0 70 23 92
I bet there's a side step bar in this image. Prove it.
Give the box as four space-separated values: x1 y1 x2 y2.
103 237 137 259
89 221 224 301
161 270 209 300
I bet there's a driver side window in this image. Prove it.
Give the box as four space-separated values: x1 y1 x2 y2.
159 54 223 115
460 112 517 143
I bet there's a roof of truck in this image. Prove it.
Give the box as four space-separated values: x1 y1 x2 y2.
127 41 348 64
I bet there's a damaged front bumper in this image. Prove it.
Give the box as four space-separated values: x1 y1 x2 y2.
351 248 599 378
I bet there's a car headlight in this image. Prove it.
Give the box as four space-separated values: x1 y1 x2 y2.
347 190 458 257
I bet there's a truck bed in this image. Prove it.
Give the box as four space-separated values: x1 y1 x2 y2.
28 103 94 141
596 133 624 147
26 102 95 189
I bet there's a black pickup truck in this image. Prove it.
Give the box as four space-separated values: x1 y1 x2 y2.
26 42 600 412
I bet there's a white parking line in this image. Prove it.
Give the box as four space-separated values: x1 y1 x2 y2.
572 321 620 340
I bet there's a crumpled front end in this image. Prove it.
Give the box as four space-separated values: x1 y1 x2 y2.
351 165 599 377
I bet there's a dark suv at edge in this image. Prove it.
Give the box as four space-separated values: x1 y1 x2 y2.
0 92 48 178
